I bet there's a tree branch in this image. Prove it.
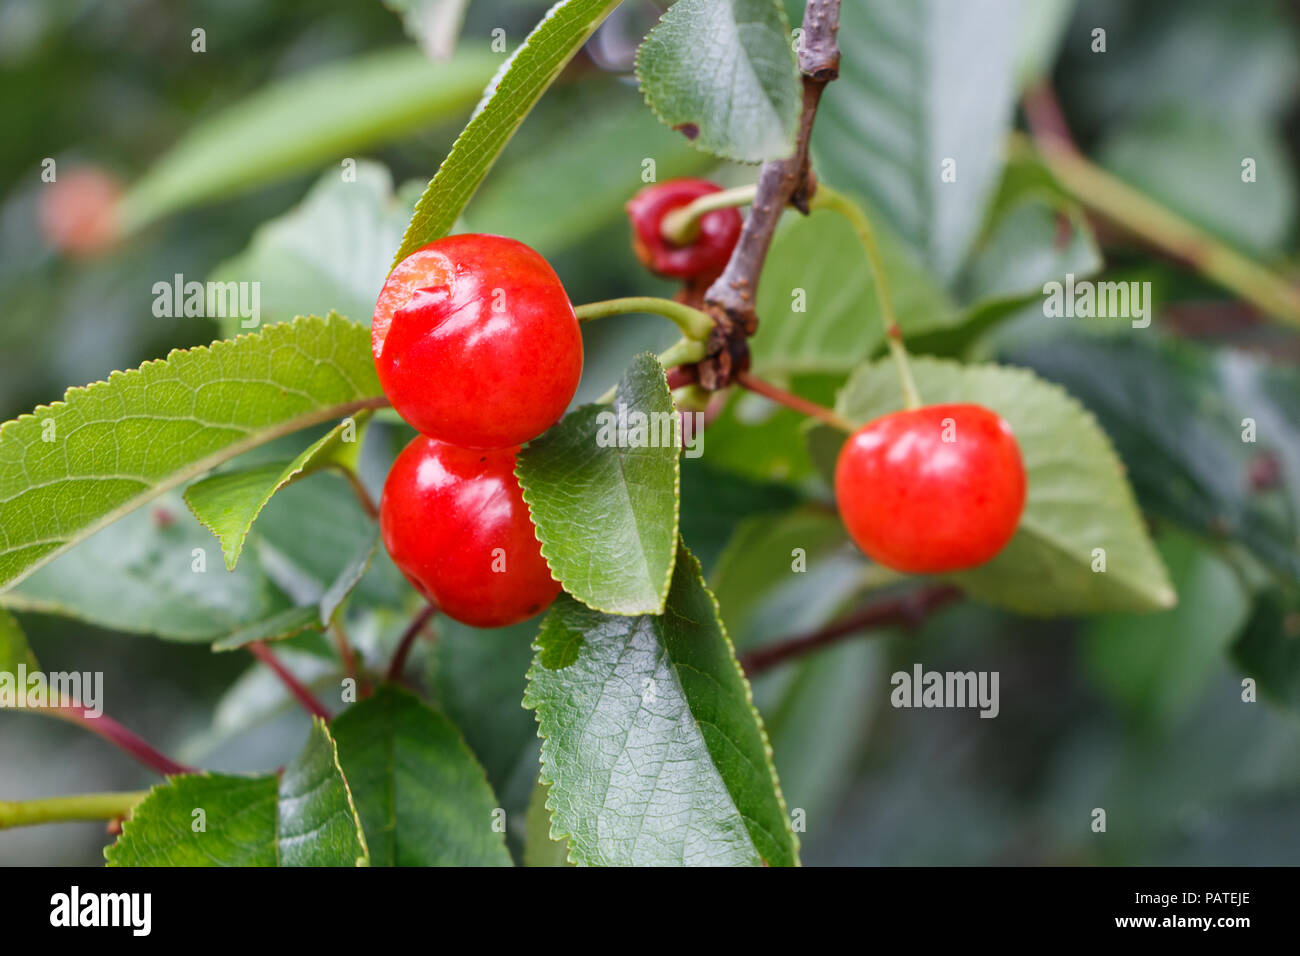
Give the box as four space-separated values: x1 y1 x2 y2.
698 0 841 389
739 585 961 676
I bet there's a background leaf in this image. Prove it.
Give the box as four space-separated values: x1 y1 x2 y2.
751 205 958 374
210 163 419 335
117 48 498 233
813 0 1020 280
184 413 370 571
393 0 625 262
836 356 1175 613
0 315 384 592
1083 529 1251 728
107 719 368 866
517 353 680 615
524 542 798 866
635 0 800 163
332 685 512 866
1232 589 1300 715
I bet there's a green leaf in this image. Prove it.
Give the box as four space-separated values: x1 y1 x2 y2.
0 608 38 671
524 778 572 867
0 493 294 643
211 605 323 652
185 413 370 571
813 0 1020 280
1005 333 1300 582
117 48 499 233
1084 529 1250 728
107 719 369 866
393 0 625 263
1097 109 1298 258
0 315 384 593
210 163 418 335
635 0 800 163
517 353 680 616
524 541 798 866
332 685 512 866
751 205 959 375
836 356 1175 614
1232 589 1300 714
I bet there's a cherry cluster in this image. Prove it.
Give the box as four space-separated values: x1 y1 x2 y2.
374 178 1029 630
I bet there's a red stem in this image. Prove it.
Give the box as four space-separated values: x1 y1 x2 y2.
248 641 332 721
739 586 962 675
50 702 194 777
386 603 437 683
734 370 853 432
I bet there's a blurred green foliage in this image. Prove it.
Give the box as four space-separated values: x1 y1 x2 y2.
2 0 1299 866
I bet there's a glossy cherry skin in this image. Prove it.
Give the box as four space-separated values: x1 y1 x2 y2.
373 234 583 449
834 404 1027 574
625 178 743 282
379 436 561 629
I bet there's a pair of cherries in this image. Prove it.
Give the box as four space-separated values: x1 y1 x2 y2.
373 180 745 628
374 179 1026 630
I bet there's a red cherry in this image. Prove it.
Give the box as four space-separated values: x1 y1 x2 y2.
39 166 122 258
625 178 742 282
373 234 583 449
834 404 1027 574
379 436 561 629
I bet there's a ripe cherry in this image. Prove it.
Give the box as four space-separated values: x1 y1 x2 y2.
373 234 583 449
625 178 742 282
39 166 121 258
834 404 1027 574
379 436 561 629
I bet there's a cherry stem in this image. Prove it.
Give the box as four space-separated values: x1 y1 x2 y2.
809 184 923 410
659 184 759 245
330 621 361 687
387 603 438 683
739 585 962 675
44 701 195 776
337 466 379 521
0 791 151 831
247 641 332 721
574 297 715 342
735 370 856 433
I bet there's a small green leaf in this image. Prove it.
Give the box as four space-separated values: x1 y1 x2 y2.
636 0 800 162
0 608 38 671
185 412 370 571
107 720 368 866
117 48 499 233
332 685 512 867
211 605 323 652
752 205 959 375
0 315 384 593
517 353 680 616
394 0 625 263
837 356 1175 614
524 542 798 866
814 0 1021 279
